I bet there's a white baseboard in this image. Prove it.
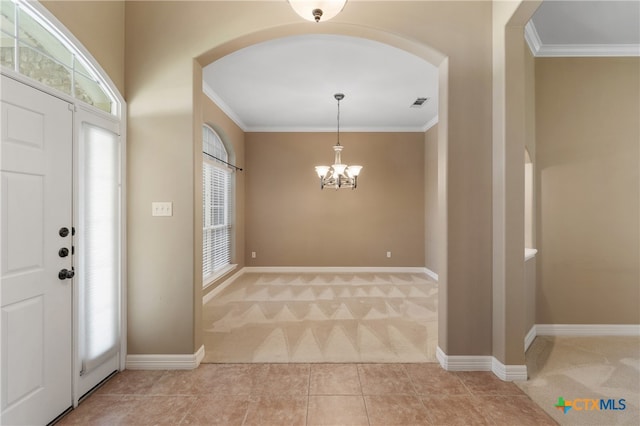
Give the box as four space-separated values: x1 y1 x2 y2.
243 266 428 274
491 358 528 381
524 325 537 351
436 346 527 381
437 346 492 371
524 324 640 352
423 267 439 282
126 345 205 370
535 324 640 336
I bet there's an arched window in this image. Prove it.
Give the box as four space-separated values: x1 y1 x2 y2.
203 125 233 282
0 0 117 114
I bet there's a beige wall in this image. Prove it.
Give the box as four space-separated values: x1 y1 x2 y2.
42 0 125 95
536 57 640 324
245 132 425 266
425 125 438 273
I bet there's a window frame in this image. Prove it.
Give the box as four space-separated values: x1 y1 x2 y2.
202 125 235 286
0 0 119 116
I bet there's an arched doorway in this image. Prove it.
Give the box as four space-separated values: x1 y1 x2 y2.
193 23 450 364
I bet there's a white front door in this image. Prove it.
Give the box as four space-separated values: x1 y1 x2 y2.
1 76 73 425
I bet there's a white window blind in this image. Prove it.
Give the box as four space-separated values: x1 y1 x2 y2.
78 123 120 374
203 126 232 282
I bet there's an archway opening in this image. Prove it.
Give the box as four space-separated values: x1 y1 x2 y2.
194 23 449 363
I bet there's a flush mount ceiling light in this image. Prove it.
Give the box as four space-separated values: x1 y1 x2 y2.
314 93 362 190
288 0 347 23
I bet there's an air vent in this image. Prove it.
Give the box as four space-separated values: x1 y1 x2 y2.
410 97 429 108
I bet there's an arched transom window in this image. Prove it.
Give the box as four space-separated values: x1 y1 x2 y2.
0 0 117 114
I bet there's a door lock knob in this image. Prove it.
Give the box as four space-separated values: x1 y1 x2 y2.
58 268 75 280
59 247 69 257
59 227 69 237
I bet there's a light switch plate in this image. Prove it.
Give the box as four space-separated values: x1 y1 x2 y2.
152 202 173 217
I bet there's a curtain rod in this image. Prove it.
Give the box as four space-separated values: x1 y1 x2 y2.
203 151 243 171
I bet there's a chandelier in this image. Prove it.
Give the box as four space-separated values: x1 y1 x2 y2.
288 0 347 23
314 93 362 190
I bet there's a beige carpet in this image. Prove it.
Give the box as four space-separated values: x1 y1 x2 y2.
517 336 640 426
202 272 438 363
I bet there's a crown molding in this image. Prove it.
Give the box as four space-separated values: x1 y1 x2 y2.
202 82 248 131
202 83 434 133
245 125 430 133
422 115 439 133
536 44 640 57
524 21 543 56
525 21 640 57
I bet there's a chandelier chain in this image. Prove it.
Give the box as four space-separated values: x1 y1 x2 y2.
336 96 341 146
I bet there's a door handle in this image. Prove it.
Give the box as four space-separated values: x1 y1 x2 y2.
58 268 75 280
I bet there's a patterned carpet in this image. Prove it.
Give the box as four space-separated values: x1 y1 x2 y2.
202 272 438 363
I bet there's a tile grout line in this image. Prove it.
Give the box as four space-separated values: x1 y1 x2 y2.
355 364 372 426
305 363 311 426
402 364 436 425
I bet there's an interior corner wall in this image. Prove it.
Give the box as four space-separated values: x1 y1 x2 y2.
244 132 425 267
425 125 439 273
536 57 640 325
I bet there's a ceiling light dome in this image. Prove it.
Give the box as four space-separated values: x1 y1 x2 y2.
288 0 347 23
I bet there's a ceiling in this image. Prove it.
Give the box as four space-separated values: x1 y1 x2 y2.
203 1 640 132
203 34 439 132
527 0 640 56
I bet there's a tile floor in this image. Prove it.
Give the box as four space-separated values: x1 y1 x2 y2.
58 363 556 425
